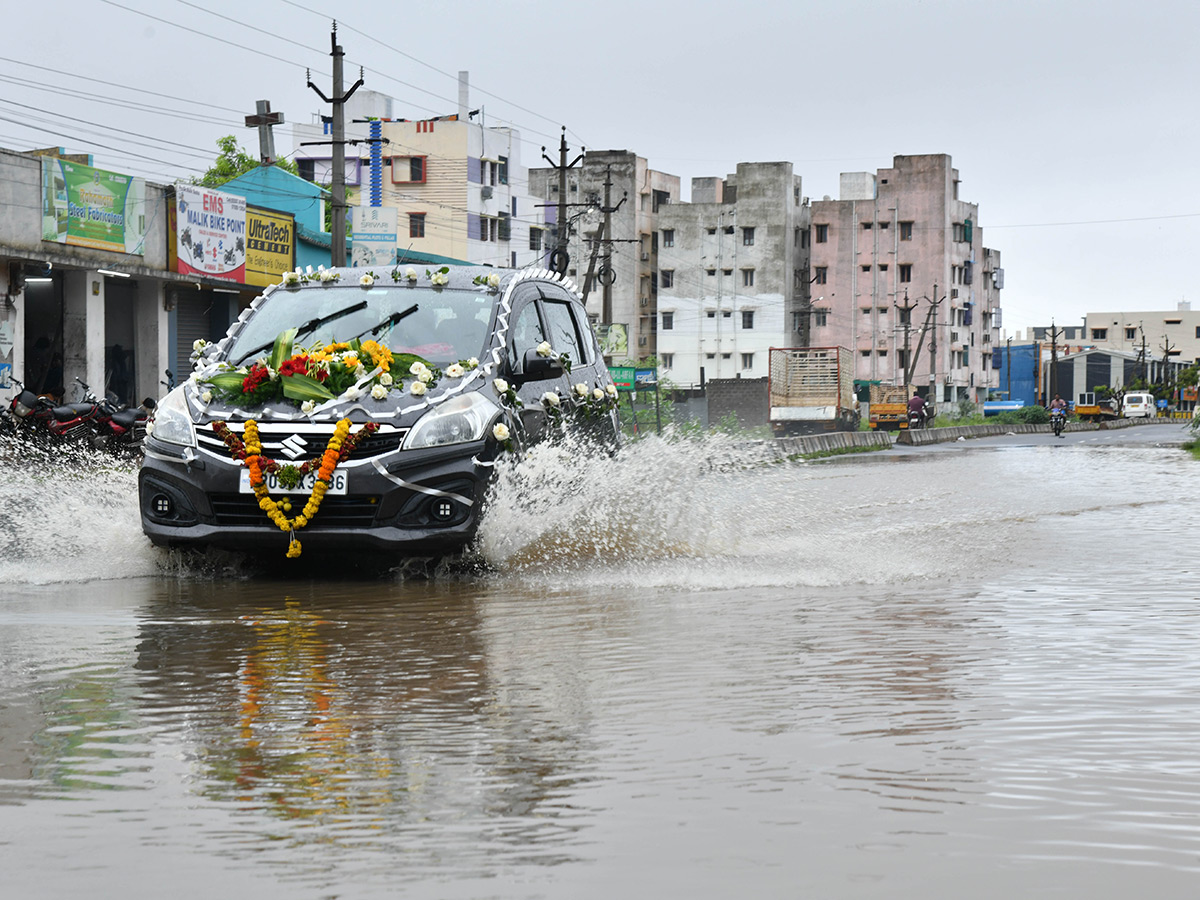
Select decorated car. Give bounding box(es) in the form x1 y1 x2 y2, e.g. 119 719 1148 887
139 264 618 559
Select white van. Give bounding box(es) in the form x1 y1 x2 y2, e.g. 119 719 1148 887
1122 392 1155 418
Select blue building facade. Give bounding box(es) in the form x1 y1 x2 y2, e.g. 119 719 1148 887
993 342 1041 407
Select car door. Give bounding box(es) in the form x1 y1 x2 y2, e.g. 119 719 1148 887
505 286 567 442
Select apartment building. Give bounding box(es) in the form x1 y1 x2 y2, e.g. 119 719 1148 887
808 154 1003 405
291 86 551 269
652 162 810 386
1083 302 1200 365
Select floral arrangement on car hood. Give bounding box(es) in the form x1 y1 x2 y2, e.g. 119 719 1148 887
194 329 477 411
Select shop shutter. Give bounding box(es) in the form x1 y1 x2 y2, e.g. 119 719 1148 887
175 295 212 379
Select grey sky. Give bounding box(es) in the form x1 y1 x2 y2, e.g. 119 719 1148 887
3 0 1197 335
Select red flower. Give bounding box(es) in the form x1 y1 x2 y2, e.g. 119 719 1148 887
242 364 270 393
279 356 309 378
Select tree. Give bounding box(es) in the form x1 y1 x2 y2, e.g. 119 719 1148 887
192 135 298 189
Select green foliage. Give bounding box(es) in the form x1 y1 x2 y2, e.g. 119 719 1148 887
993 405 1050 425
193 135 298 189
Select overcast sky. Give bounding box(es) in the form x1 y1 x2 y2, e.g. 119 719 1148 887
3 0 1197 335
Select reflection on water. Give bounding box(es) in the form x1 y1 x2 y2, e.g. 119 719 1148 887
2 435 1200 897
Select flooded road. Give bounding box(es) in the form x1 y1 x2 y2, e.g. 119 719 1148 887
2 431 1199 898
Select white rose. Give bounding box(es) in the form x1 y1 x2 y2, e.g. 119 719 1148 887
492 422 510 441
360 273 374 286
418 368 432 383
573 382 588 397
192 338 208 352
282 270 299 284
487 273 501 288
592 388 605 400
379 372 393 387
605 384 618 398
190 372 201 383
145 420 155 435
493 378 509 395
409 361 429 376
405 266 418 281
200 390 213 403
536 341 553 358
341 386 365 402
446 364 465 378
542 391 560 408
431 271 449 286
320 269 337 282
410 381 427 396
467 357 479 369
301 400 316 414
371 383 388 400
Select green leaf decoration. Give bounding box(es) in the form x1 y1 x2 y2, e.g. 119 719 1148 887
206 372 249 392
282 372 336 402
269 328 298 372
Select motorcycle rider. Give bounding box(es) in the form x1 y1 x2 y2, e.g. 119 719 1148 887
907 391 929 427
1049 394 1068 413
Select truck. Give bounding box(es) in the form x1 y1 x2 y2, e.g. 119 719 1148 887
868 383 914 430
1073 391 1120 422
768 346 859 435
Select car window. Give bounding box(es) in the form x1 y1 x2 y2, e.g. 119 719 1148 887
541 299 584 367
507 300 545 375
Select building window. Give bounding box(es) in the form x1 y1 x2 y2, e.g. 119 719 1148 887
742 269 755 287
707 227 717 235
861 350 871 357
1165 318 1182 325
814 266 827 284
742 310 754 329
723 269 733 276
662 353 674 368
662 229 675 247
862 222 873 230
529 228 543 252
742 227 755 246
722 310 732 318
861 307 871 315
662 312 674 330
900 221 913 241
707 310 716 318
879 221 889 230
899 264 912 283
392 156 426 183
814 309 827 327
741 353 754 370
878 264 888 271
498 212 511 241
878 349 888 357
1126 327 1138 340
498 156 508 185
815 224 828 243
724 225 734 234
861 265 871 273
953 222 967 242
722 353 732 360
707 269 716 276
1091 328 1107 340
661 270 674 288
408 212 425 239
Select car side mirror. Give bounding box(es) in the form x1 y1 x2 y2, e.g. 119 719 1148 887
513 348 564 384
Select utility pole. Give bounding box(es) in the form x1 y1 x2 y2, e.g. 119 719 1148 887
926 284 945 403
1161 335 1176 398
245 100 284 165
1139 330 1148 383
1047 322 1062 405
895 289 918 385
541 128 583 276
1006 336 1012 400
307 22 363 267
907 299 937 389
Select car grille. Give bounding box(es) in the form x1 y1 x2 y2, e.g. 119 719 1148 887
209 493 383 527
198 422 406 463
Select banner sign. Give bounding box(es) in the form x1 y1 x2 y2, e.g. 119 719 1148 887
175 184 246 283
245 206 295 287
596 323 628 357
351 207 398 267
608 366 636 392
41 158 146 255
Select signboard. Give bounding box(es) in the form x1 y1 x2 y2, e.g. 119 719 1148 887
596 322 628 357
635 367 657 388
41 158 146 255
351 207 398 267
608 366 636 392
175 184 247 283
245 206 295 287
0 363 10 389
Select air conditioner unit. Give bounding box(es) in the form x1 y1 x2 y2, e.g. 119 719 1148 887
481 186 493 200
640 252 650 261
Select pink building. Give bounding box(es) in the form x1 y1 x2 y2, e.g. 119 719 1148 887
807 154 1002 407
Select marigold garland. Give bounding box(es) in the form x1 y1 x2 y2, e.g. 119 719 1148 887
212 418 380 558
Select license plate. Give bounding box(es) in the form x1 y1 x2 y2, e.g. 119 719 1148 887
238 468 348 495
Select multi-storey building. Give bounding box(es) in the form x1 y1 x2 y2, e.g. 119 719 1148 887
1082 302 1200 366
529 150 679 361
652 162 810 386
291 86 551 269
808 154 1003 406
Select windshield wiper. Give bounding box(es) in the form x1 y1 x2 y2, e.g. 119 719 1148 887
345 303 419 343
234 300 369 365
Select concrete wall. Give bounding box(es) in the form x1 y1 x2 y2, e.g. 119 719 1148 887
707 376 768 428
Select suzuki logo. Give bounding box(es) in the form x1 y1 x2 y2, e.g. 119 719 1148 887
279 434 308 459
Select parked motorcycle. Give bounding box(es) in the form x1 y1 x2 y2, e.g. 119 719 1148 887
1 377 58 440
90 392 155 454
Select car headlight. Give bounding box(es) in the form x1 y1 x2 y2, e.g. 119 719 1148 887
150 386 197 448
403 391 497 450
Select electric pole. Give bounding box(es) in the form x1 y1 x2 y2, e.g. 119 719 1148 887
1047 322 1062 405
925 284 945 402
245 100 284 165
307 22 363 267
541 128 583 276
1161 335 1176 398
895 289 918 385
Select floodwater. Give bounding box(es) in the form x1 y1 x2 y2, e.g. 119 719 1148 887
2 432 1200 898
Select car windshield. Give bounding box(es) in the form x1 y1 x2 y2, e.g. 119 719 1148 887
227 286 495 365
